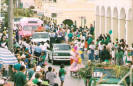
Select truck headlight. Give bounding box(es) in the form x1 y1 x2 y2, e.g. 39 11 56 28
53 53 58 56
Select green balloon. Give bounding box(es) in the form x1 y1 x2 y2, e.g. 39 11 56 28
109 30 112 35
87 37 93 44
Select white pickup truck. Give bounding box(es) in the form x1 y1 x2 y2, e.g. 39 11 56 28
48 43 71 65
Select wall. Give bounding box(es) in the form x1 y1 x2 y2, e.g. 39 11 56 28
43 0 96 27
95 0 133 45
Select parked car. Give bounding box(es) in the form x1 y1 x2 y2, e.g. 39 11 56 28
31 32 50 43
48 43 71 65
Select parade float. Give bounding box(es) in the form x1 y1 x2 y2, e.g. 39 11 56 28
78 62 133 86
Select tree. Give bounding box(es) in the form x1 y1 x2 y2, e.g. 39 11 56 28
14 8 36 17
29 6 35 9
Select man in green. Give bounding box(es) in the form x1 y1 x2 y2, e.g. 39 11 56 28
14 65 27 86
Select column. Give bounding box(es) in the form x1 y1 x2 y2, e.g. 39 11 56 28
113 17 118 42
127 20 133 45
119 19 126 40
95 15 100 39
106 17 111 34
101 16 105 34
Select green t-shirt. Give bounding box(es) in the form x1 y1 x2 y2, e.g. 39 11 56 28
41 55 46 62
77 34 80 38
32 78 39 84
68 33 73 38
59 68 66 76
115 51 124 59
14 71 27 86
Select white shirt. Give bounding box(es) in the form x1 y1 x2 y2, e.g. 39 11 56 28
87 50 91 54
95 50 99 55
111 50 115 58
36 66 41 72
98 44 104 51
89 44 95 50
40 43 50 51
46 72 56 85
80 42 84 49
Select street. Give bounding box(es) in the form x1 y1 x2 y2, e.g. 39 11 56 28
0 0 133 86
47 62 84 86
45 53 88 86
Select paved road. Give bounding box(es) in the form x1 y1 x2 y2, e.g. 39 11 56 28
48 62 85 86
45 53 88 86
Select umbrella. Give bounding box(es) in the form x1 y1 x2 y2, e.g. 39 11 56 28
0 48 18 65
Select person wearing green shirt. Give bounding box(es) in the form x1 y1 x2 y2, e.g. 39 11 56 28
14 65 27 86
32 73 41 85
68 31 73 42
59 64 66 86
39 52 46 66
28 64 35 80
115 48 124 65
14 60 21 71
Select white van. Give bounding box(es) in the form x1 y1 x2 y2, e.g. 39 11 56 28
31 32 50 43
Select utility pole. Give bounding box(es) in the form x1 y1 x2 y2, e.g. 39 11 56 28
8 0 13 52
0 0 1 17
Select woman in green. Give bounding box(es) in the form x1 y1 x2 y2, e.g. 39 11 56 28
59 64 66 86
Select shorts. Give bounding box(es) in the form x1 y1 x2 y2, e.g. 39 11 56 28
60 76 65 81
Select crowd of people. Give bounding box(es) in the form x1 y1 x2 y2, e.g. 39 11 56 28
0 20 133 86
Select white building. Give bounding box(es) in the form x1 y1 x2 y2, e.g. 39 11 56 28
43 0 95 27
95 0 133 45
20 0 35 8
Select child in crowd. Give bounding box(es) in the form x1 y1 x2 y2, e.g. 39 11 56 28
59 64 66 86
32 72 42 85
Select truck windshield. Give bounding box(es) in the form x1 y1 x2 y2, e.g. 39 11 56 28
32 33 49 39
54 45 71 50
23 25 38 31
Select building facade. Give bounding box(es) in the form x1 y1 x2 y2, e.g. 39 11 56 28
43 0 95 27
95 0 133 45
20 0 35 8
34 0 44 12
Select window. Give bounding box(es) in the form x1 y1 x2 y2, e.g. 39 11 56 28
49 0 52 3
51 13 57 18
23 25 38 31
32 33 49 39
53 0 56 3
53 45 71 50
